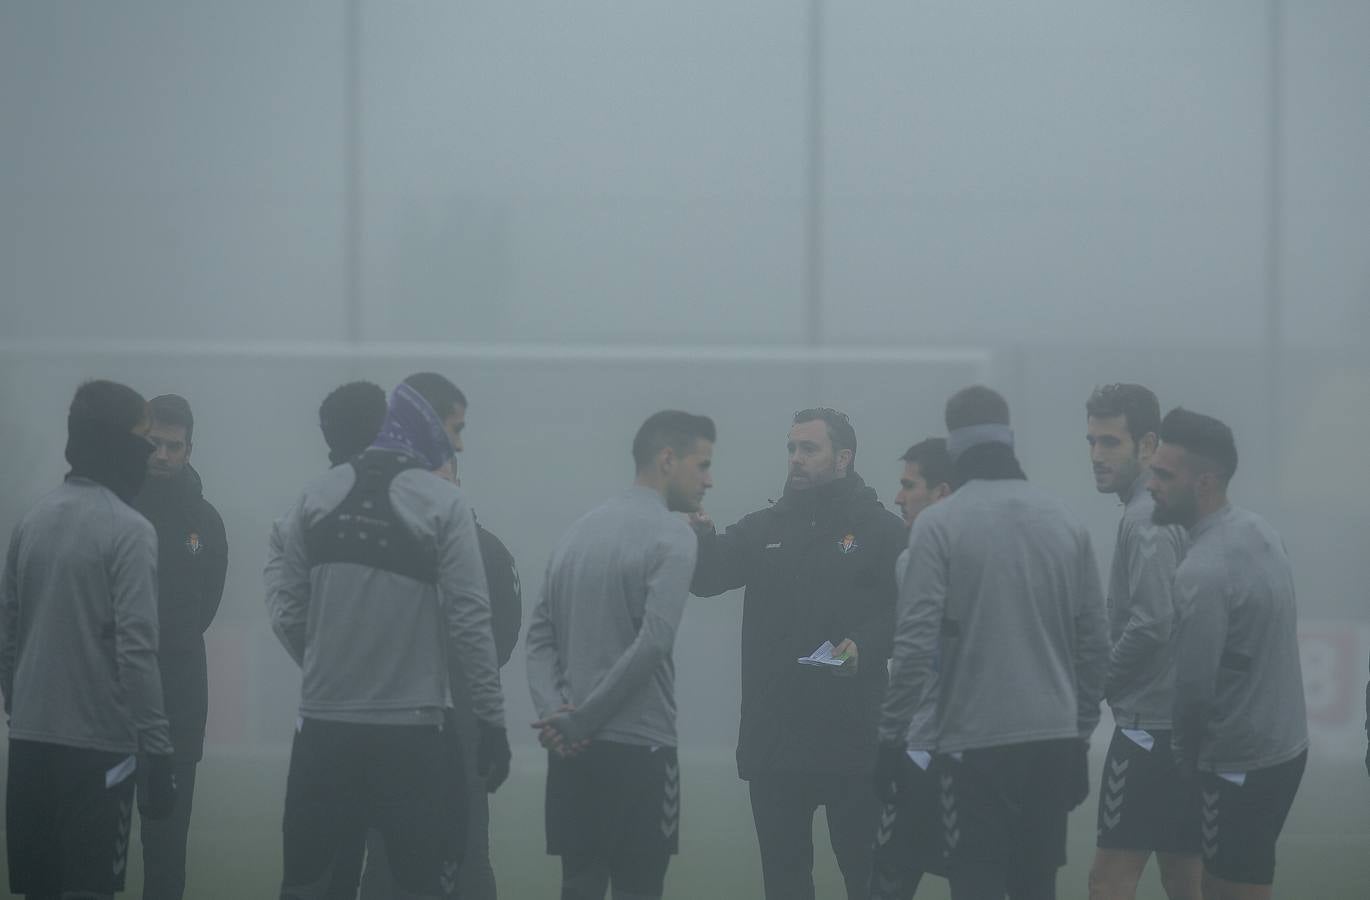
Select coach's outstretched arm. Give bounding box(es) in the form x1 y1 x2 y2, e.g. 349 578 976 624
547 533 696 746
878 516 946 746
265 504 309 666
688 511 754 597
1073 531 1109 739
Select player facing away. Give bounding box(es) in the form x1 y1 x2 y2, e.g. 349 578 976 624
689 408 906 900
339 377 521 900
1149 409 1308 900
878 385 1108 900
267 378 508 900
2 380 178 899
526 411 714 900
1083 384 1201 900
870 437 955 900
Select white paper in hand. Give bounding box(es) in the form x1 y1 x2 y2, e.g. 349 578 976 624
797 640 850 668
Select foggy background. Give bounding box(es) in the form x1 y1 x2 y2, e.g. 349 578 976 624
1 2 1367 883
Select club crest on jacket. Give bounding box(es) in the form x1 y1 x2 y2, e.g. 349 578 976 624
838 533 860 554
185 532 203 556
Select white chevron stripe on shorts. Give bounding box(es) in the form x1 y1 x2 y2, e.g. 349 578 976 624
1099 755 1128 836
940 772 959 852
661 761 680 839
1201 788 1221 860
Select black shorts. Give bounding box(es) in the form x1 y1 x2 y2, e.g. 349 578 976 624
1096 727 1201 854
1199 750 1306 886
934 739 1083 879
6 739 138 896
280 718 466 898
545 741 679 893
873 753 945 879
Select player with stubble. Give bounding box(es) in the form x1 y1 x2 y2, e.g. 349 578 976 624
690 408 906 900
1149 409 1307 900
1083 384 1200 900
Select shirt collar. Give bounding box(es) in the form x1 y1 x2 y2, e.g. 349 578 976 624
1189 502 1233 540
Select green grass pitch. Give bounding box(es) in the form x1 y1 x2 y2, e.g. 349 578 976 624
3 746 1366 898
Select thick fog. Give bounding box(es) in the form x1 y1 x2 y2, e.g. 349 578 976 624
2 0 1367 768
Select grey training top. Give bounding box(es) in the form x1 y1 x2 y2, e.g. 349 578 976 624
1105 473 1189 730
1172 504 1308 773
266 464 504 728
894 546 938 751
526 486 697 747
879 478 1108 753
1 478 173 756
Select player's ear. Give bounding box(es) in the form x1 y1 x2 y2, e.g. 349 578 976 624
1137 431 1157 458
836 448 853 475
931 482 952 502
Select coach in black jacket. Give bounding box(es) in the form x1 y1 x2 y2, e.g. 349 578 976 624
132 394 228 900
691 408 905 900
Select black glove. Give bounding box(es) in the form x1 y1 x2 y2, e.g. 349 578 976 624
139 754 178 821
1066 739 1090 811
872 742 904 804
476 722 511 794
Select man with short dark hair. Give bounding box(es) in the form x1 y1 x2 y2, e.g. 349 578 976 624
268 377 508 900
526 410 714 900
880 385 1107 900
3 380 178 899
691 408 906 900
1082 384 1199 900
319 381 389 466
130 394 228 900
870 436 954 900
1149 408 1307 900
894 439 953 531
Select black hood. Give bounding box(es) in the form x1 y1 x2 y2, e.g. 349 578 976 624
65 417 154 504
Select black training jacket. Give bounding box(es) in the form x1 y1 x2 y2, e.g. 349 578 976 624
131 464 228 762
474 520 522 668
692 473 905 779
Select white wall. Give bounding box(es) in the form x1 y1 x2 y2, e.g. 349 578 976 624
3 2 1366 347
